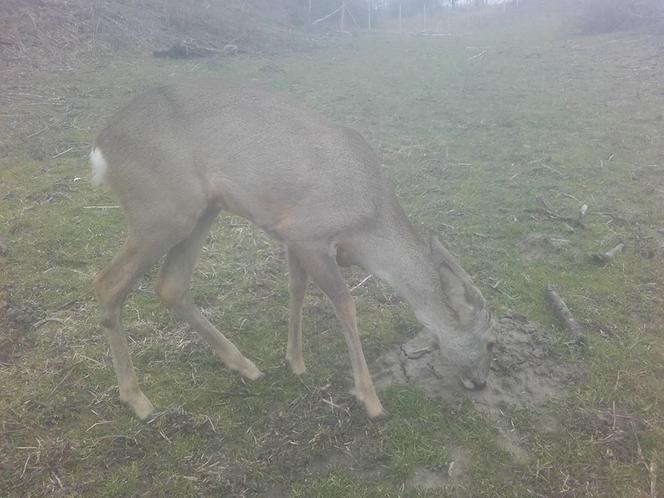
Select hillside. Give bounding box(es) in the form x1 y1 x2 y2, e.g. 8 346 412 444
0 0 307 70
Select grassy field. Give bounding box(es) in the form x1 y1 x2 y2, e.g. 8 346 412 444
1 9 663 497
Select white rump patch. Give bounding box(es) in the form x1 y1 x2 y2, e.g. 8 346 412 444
89 147 108 186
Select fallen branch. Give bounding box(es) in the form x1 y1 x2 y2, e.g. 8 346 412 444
545 286 584 344
527 196 586 229
592 242 625 266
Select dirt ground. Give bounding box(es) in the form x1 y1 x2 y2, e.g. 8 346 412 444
377 314 579 412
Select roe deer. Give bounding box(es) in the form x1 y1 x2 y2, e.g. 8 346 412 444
91 78 496 420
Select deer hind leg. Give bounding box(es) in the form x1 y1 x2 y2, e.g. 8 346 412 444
286 248 308 375
289 243 384 418
95 229 189 420
156 209 261 380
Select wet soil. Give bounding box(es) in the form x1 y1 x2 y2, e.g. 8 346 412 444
376 313 581 490
376 314 579 415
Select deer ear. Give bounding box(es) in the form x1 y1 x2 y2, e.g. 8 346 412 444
429 235 486 312
429 235 472 280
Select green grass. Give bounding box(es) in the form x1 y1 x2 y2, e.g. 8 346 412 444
2 9 663 497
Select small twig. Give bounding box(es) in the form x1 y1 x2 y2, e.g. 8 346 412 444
493 285 515 300
32 317 67 328
82 205 120 209
96 434 137 443
159 430 172 443
320 396 341 409
350 274 372 292
48 360 85 398
20 454 30 479
51 147 73 159
86 420 113 432
531 164 565 177
632 421 644 460
592 242 625 266
203 415 217 434
561 192 582 203
545 286 585 344
468 50 487 60
632 422 658 498
51 470 63 490
537 196 556 213
650 453 657 498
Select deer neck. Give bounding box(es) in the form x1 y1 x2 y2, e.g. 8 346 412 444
358 224 451 333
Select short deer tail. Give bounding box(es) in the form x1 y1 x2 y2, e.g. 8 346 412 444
89 147 108 186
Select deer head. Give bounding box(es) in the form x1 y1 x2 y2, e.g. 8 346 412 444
429 235 496 390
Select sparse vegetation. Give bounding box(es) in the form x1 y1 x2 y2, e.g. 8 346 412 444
1 3 664 497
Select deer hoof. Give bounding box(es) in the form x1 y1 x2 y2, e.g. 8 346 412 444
364 400 386 419
351 388 385 418
121 390 155 421
287 356 306 376
240 359 263 380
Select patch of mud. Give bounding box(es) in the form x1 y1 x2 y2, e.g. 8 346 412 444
376 314 578 414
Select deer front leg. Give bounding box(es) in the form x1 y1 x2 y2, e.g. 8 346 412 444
289 244 384 418
286 248 308 375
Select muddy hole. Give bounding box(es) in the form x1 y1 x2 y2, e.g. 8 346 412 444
376 314 579 415
375 313 580 481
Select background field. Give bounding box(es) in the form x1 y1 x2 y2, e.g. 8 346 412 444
1 5 663 497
